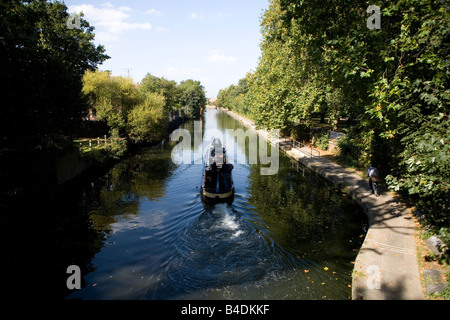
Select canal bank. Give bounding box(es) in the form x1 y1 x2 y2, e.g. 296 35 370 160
55 117 186 188
219 106 425 300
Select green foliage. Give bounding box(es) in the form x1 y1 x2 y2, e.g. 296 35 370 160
108 137 128 159
128 92 168 143
178 79 206 119
139 73 181 114
313 132 329 151
82 71 206 146
385 116 450 230
0 0 109 151
217 77 252 117
430 279 450 300
372 1 450 235
242 0 355 133
82 70 139 135
337 123 374 169
290 124 312 143
218 0 449 238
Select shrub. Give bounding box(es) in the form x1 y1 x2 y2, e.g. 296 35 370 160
313 132 329 150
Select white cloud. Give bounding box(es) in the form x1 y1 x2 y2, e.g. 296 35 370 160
190 12 203 19
207 50 237 63
68 3 151 45
146 9 162 16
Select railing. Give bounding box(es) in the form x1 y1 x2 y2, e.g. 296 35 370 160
291 140 320 158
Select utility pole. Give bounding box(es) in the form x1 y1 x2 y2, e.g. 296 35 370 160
123 68 132 78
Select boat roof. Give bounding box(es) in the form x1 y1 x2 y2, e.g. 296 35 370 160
204 138 227 167
211 138 222 148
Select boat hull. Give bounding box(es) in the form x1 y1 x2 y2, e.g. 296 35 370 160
201 186 235 203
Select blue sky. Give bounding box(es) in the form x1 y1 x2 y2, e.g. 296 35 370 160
64 0 269 98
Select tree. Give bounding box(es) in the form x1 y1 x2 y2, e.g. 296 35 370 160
128 92 168 143
0 0 109 151
216 77 251 116
139 73 181 114
82 70 139 137
179 80 206 119
246 0 449 239
371 1 450 233
216 0 449 240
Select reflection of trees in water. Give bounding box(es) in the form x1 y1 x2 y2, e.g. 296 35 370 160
84 147 175 234
215 109 243 132
212 108 364 249
208 109 366 262
2 179 109 299
84 119 193 234
213 109 257 163
213 109 342 244
53 145 176 298
247 155 365 256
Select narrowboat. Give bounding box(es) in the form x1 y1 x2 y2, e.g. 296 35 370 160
201 138 234 203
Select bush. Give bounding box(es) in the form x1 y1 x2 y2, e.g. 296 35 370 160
108 138 128 159
290 124 312 143
313 132 329 150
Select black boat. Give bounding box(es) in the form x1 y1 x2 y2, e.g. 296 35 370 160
201 138 234 203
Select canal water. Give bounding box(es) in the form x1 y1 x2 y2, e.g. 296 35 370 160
6 109 366 300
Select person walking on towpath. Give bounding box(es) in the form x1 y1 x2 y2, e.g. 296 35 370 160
367 164 380 197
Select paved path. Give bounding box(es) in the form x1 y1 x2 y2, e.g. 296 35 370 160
223 107 425 300
286 149 424 300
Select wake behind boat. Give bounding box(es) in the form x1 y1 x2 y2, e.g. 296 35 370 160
201 138 234 204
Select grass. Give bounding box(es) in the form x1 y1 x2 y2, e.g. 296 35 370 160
74 138 122 163
74 138 108 152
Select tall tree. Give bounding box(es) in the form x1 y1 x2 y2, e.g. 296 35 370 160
246 0 449 236
128 92 168 143
179 79 206 119
139 73 181 117
0 0 109 151
217 77 251 116
82 70 138 137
